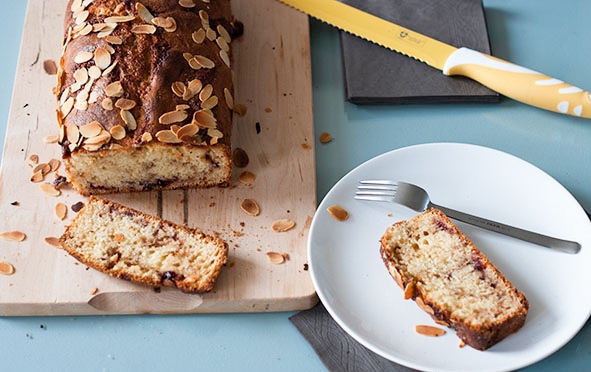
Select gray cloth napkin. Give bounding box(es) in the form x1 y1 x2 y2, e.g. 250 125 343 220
289 302 419 371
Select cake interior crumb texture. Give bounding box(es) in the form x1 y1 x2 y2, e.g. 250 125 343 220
381 209 529 350
61 196 228 293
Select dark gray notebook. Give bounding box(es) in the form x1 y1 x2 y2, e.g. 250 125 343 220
340 0 500 104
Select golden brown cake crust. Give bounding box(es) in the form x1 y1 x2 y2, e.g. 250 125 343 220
60 196 229 293
380 209 529 350
57 0 242 194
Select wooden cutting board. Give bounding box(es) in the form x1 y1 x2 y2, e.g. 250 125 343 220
0 0 317 315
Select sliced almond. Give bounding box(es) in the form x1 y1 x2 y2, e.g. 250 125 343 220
178 0 196 8
217 24 232 44
0 231 26 242
201 95 218 110
40 182 61 197
110 125 126 140
0 262 15 276
66 123 80 145
104 35 123 45
33 163 51 176
327 205 349 221
43 134 59 144
219 49 230 68
155 130 182 144
223 88 234 109
120 110 137 130
158 109 188 125
30 170 44 183
44 237 62 248
115 98 137 110
238 171 256 184
192 110 217 128
176 123 199 141
240 199 260 216
136 2 154 23
193 55 215 69
83 130 111 145
131 24 157 34
29 154 39 164
74 51 94 64
48 158 61 172
415 325 446 337
171 81 186 98
104 15 136 23
403 281 415 300
43 59 57 75
266 252 286 265
101 97 114 110
192 29 206 44
319 132 333 144
94 46 112 70
87 65 102 79
141 132 153 143
104 81 124 97
55 203 68 220
272 219 296 233
79 121 103 138
90 287 99 295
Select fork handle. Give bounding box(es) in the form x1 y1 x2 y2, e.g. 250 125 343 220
430 203 581 254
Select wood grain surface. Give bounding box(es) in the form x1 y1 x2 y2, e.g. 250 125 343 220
0 0 318 315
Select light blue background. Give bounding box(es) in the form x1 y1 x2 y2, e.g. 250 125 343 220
2 1 591 371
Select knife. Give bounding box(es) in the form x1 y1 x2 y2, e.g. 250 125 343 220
278 0 591 119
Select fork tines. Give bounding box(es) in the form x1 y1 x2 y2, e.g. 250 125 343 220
354 180 398 201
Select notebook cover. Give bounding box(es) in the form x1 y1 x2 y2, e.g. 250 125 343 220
340 0 500 104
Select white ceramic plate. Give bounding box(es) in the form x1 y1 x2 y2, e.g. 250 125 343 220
308 143 591 372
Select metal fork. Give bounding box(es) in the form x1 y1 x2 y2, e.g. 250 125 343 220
355 180 581 254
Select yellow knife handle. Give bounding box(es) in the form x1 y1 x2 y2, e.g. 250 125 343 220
443 48 591 119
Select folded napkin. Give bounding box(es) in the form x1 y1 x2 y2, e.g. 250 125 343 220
290 302 419 371
341 0 500 104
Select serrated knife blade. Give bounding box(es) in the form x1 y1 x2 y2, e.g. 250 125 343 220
278 0 591 119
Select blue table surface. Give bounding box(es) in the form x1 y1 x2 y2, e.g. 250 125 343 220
2 1 591 371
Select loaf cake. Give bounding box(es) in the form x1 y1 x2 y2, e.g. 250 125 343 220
380 209 529 350
60 196 228 293
56 0 242 195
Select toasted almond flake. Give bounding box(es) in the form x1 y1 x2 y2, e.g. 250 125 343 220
199 84 213 101
155 130 182 143
194 55 215 69
136 2 154 23
266 252 286 265
240 199 260 216
152 16 173 28
192 29 206 44
90 287 99 295
84 130 111 145
33 163 51 176
43 59 57 75
192 110 217 128
44 236 62 248
104 81 124 97
30 170 44 183
141 132 153 143
188 57 202 70
207 128 223 140
0 262 15 275
43 134 59 144
94 46 111 70
223 88 234 109
217 25 231 43
176 104 191 111
97 28 116 38
183 52 194 62
73 68 88 86
55 203 67 220
101 98 114 110
115 98 137 110
272 219 296 232
206 28 217 41
415 325 446 337
171 81 186 98
216 36 230 52
199 10 209 28
176 123 199 141
102 61 118 76
29 154 39 164
104 15 136 23
0 231 26 242
327 205 348 221
178 0 196 8
404 281 415 300
170 125 181 135
88 91 99 104
201 95 218 110
70 0 83 12
66 123 80 145
61 97 75 117
158 110 188 125
103 35 122 45
219 49 230 67
233 103 247 116
74 51 94 64
75 10 90 25
238 171 256 184
40 182 61 197
110 125 126 140
131 24 157 34
87 65 102 79
188 79 203 94
48 158 61 172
